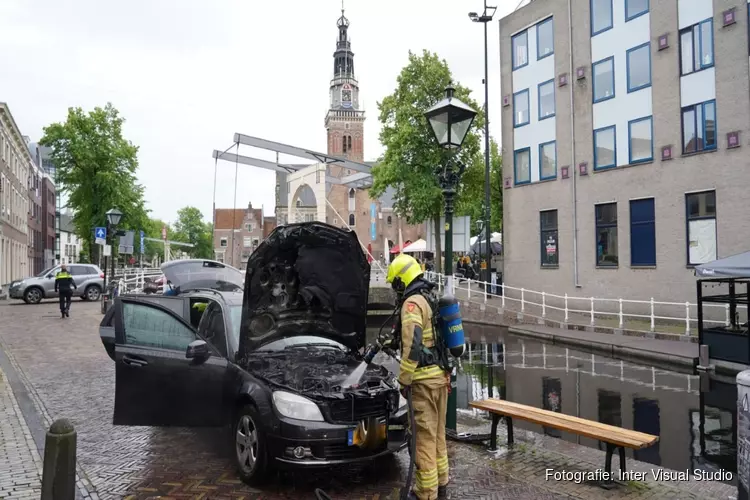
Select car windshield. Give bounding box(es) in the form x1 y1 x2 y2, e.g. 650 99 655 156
37 267 55 277
229 305 243 347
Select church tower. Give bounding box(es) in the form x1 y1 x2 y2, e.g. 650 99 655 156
325 6 365 162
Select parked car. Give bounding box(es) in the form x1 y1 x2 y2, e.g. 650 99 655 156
99 225 408 485
8 264 104 304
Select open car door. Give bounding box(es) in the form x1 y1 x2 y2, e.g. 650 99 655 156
111 296 227 427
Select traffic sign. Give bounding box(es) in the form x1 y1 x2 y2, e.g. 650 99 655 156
140 230 145 254
95 227 107 246
103 245 112 257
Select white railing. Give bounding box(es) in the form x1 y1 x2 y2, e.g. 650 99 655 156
424 272 747 336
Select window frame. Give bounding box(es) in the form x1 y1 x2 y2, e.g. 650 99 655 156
220 237 228 247
540 209 559 268
536 17 554 60
685 190 717 266
628 116 653 164
592 56 615 103
514 147 531 186
595 202 619 267
348 214 355 226
591 0 614 37
626 42 652 93
625 0 649 22
537 79 556 120
681 99 717 154
512 29 529 70
679 18 714 76
513 89 530 128
538 140 557 181
629 198 656 267
593 125 617 170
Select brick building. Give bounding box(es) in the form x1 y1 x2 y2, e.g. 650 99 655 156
26 142 44 275
213 202 275 269
500 0 750 304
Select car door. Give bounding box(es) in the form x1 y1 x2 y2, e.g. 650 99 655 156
43 266 60 297
68 265 87 290
111 297 228 427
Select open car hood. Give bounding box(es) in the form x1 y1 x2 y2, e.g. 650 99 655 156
239 222 370 356
160 259 244 293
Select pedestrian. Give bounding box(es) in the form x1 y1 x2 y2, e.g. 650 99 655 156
386 253 450 500
54 265 77 319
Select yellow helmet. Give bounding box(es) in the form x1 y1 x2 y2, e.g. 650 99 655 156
386 253 423 288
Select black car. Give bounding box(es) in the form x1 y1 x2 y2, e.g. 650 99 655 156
99 224 408 485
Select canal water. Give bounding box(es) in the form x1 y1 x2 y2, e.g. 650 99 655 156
458 323 737 483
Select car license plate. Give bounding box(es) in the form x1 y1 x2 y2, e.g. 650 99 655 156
348 428 361 446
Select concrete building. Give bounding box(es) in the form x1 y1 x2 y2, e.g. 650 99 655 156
28 143 62 265
59 212 81 265
500 0 750 305
213 202 271 269
41 175 56 270
0 103 30 285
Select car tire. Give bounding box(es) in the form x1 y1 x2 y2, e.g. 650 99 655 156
23 287 43 305
84 285 101 302
234 404 269 486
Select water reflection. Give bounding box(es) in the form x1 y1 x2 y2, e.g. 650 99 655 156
457 327 736 483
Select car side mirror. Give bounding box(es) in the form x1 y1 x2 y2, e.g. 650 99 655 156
186 340 211 360
47 274 54 279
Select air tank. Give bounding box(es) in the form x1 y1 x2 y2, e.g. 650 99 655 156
437 294 466 358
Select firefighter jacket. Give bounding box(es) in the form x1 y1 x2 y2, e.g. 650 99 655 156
54 271 77 293
398 293 447 388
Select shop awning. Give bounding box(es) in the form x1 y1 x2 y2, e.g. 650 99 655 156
695 251 750 278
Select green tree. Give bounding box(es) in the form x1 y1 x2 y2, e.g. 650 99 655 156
40 103 149 263
370 50 484 273
457 139 503 236
171 206 213 259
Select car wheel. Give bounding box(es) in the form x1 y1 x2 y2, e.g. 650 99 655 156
85 285 102 302
23 287 43 305
234 405 269 485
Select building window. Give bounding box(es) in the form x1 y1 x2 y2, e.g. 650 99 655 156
536 18 554 60
387 216 392 226
539 141 557 180
243 236 252 247
348 188 356 211
245 223 253 232
626 42 651 92
593 125 616 170
625 0 649 21
686 191 717 265
514 148 531 185
513 89 530 127
630 198 656 266
252 238 259 247
296 199 302 207
680 19 714 75
591 0 613 36
682 100 716 154
595 203 618 267
348 214 355 226
628 116 653 164
512 30 528 70
348 136 352 151
220 237 227 247
538 79 555 120
592 57 615 102
540 210 559 267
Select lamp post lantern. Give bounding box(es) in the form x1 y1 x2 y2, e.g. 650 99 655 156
102 208 123 304
425 84 477 431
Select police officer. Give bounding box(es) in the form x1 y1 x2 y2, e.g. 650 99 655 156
54 265 77 318
386 253 450 500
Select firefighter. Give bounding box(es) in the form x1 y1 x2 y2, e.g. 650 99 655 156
54 264 77 319
386 253 450 500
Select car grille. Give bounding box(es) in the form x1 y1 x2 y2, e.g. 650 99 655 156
326 395 389 424
314 442 387 461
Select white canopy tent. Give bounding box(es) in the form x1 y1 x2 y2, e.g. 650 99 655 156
402 239 427 253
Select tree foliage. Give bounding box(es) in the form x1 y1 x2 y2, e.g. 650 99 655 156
171 206 213 259
457 139 503 236
370 50 484 224
40 103 148 261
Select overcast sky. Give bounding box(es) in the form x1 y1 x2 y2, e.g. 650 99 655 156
0 0 518 225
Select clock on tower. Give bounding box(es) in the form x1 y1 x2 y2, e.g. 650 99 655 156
341 84 353 108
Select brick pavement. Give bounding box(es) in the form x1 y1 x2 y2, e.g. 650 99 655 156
0 298 738 499
0 365 42 498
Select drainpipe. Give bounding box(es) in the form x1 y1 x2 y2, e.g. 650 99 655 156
568 0 580 287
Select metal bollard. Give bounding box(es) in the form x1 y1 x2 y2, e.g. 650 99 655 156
41 418 77 500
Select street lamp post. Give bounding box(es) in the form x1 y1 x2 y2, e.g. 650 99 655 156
425 84 477 431
102 208 123 300
470 2 498 288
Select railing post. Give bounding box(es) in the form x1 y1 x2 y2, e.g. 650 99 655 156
618 298 624 329
542 291 546 318
726 303 731 327
650 297 655 332
500 284 504 308
564 293 569 323
484 278 488 303
685 301 691 336
521 288 525 312
467 279 471 300
590 297 595 326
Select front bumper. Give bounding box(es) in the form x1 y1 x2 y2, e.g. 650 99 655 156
269 410 409 467
8 283 25 299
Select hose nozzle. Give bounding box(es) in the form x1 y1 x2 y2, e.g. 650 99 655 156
362 342 382 365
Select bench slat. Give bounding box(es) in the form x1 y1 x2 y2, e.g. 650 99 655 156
477 399 657 443
470 399 658 449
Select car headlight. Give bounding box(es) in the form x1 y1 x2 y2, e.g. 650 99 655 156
272 391 325 422
399 394 408 410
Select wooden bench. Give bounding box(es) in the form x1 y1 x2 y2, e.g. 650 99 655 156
469 399 659 482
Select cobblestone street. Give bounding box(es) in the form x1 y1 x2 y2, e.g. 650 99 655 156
0 299 738 499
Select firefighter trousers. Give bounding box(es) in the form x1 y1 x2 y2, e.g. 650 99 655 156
410 381 449 500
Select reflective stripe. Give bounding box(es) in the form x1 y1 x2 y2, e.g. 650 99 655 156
436 455 449 473
422 327 434 341
415 468 439 490
400 359 417 374
403 312 422 324
412 364 445 381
